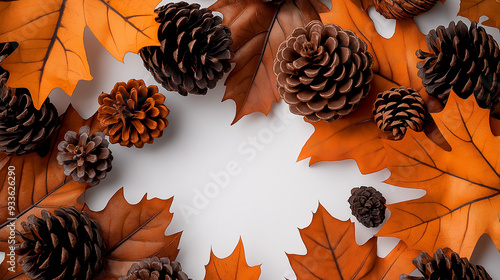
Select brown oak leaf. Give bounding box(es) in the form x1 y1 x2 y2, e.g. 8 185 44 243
459 0 500 30
0 0 160 109
209 0 329 124
377 91 500 257
288 204 419 279
298 0 430 174
204 238 261 280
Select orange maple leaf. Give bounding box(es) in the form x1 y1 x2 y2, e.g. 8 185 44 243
204 238 261 280
288 204 419 279
0 0 160 109
377 91 500 257
209 0 329 124
459 0 500 30
298 0 429 174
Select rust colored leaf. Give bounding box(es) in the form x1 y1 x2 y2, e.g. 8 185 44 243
210 0 329 124
288 204 419 279
459 0 500 30
204 238 261 280
0 0 160 109
0 106 101 279
89 190 181 280
377 91 500 257
298 0 429 174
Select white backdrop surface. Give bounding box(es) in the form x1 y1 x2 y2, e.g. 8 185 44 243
2 0 500 279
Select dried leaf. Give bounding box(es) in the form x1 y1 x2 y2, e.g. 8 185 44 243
0 0 160 109
459 0 500 30
298 0 429 174
204 238 261 280
210 0 329 124
377 91 500 257
88 190 182 280
288 204 419 279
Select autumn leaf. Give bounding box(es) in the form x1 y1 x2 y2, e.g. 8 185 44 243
0 0 160 109
204 238 261 280
288 204 419 279
87 190 182 280
298 0 430 174
377 91 500 257
459 0 500 30
209 0 329 124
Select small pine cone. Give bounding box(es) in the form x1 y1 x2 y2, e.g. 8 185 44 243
16 207 106 280
97 79 169 148
373 86 426 140
373 0 438 20
119 256 191 280
57 126 113 186
274 20 374 122
400 248 492 280
416 21 500 110
0 73 59 155
140 2 233 96
348 186 386 228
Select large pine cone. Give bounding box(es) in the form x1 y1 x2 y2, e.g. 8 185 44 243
348 186 386 228
374 0 438 19
57 126 113 186
140 2 233 96
16 207 106 280
416 21 500 110
400 248 492 280
119 257 191 280
97 79 169 148
274 20 374 122
373 86 426 140
0 73 59 155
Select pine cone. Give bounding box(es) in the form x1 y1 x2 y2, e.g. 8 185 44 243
373 86 426 140
274 20 374 122
373 0 438 19
416 21 500 110
348 186 386 228
57 126 113 186
0 73 59 155
97 79 169 148
400 248 492 280
119 257 191 280
140 2 233 96
16 207 106 280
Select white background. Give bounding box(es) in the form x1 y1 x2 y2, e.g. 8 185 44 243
3 0 500 279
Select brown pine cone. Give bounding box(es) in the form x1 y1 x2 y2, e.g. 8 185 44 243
16 207 106 280
416 21 500 110
119 257 191 280
140 2 233 96
57 126 113 186
0 73 59 155
274 20 374 122
97 79 169 148
373 86 426 140
348 186 386 228
400 248 492 280
373 0 438 19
